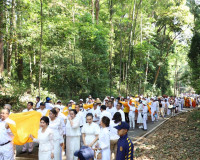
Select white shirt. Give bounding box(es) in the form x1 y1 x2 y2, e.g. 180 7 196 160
106 107 116 117
161 101 166 108
45 103 54 110
143 105 148 113
113 108 125 121
36 101 41 109
37 108 49 116
22 108 33 112
0 118 14 144
128 104 136 118
109 120 120 140
49 117 64 143
65 117 80 136
57 112 67 135
99 127 110 159
151 102 157 112
100 110 112 121
76 111 85 127
89 107 101 122
57 105 65 112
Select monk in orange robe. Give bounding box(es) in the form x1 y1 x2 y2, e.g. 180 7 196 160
192 99 196 108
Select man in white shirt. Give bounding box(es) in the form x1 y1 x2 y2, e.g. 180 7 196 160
127 102 135 129
37 102 48 116
0 108 14 160
106 101 116 117
151 99 157 122
114 103 125 122
45 97 54 110
56 100 65 112
21 102 34 154
89 103 101 124
75 105 85 128
142 101 148 131
35 96 41 110
100 105 112 121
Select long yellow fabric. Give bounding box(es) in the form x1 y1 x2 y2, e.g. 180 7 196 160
8 111 42 145
83 103 93 110
62 107 69 116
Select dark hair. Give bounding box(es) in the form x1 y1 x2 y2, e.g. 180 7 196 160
112 112 122 123
118 103 122 107
50 108 58 116
86 113 93 118
36 96 40 100
70 109 77 115
28 102 34 106
101 105 106 110
40 116 49 125
40 102 45 106
101 116 110 127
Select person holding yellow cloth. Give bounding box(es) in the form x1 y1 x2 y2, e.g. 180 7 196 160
37 102 49 116
21 102 34 154
30 116 54 160
119 98 130 123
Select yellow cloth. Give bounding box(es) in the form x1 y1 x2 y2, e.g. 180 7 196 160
62 107 69 116
119 101 129 113
83 103 93 110
8 111 42 145
45 110 50 117
72 104 76 109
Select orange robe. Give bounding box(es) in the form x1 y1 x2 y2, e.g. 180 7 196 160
192 100 196 108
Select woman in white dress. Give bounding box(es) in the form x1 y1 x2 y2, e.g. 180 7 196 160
96 116 110 160
66 109 81 160
82 113 100 148
30 116 54 160
49 108 64 160
137 101 143 128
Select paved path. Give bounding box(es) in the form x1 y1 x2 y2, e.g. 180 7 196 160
15 108 194 160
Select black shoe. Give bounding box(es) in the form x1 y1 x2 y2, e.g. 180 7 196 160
143 129 147 131
28 151 33 155
20 151 27 154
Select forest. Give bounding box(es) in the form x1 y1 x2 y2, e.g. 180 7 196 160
0 0 200 105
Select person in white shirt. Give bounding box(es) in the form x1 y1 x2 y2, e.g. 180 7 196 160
30 116 54 160
45 97 54 110
89 103 101 124
106 101 116 117
49 108 64 160
151 99 157 122
137 101 143 128
128 102 136 129
37 102 49 116
35 96 41 110
0 108 14 160
110 112 121 159
66 109 81 160
142 101 148 131
82 113 100 148
75 105 86 128
96 116 110 160
100 105 112 121
114 103 125 122
56 100 65 112
3 104 12 114
21 102 34 154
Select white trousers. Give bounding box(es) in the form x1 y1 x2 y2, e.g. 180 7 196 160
129 116 135 128
22 142 33 152
151 111 155 122
0 142 14 160
54 140 62 160
143 114 147 130
66 136 80 160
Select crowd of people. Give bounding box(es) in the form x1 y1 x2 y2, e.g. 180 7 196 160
0 94 199 160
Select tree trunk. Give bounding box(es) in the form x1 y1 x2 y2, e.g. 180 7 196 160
95 0 100 24
0 0 4 78
39 0 43 96
91 0 94 23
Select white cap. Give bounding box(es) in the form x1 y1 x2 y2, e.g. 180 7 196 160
80 99 83 101
69 100 74 103
57 100 61 103
105 98 109 101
